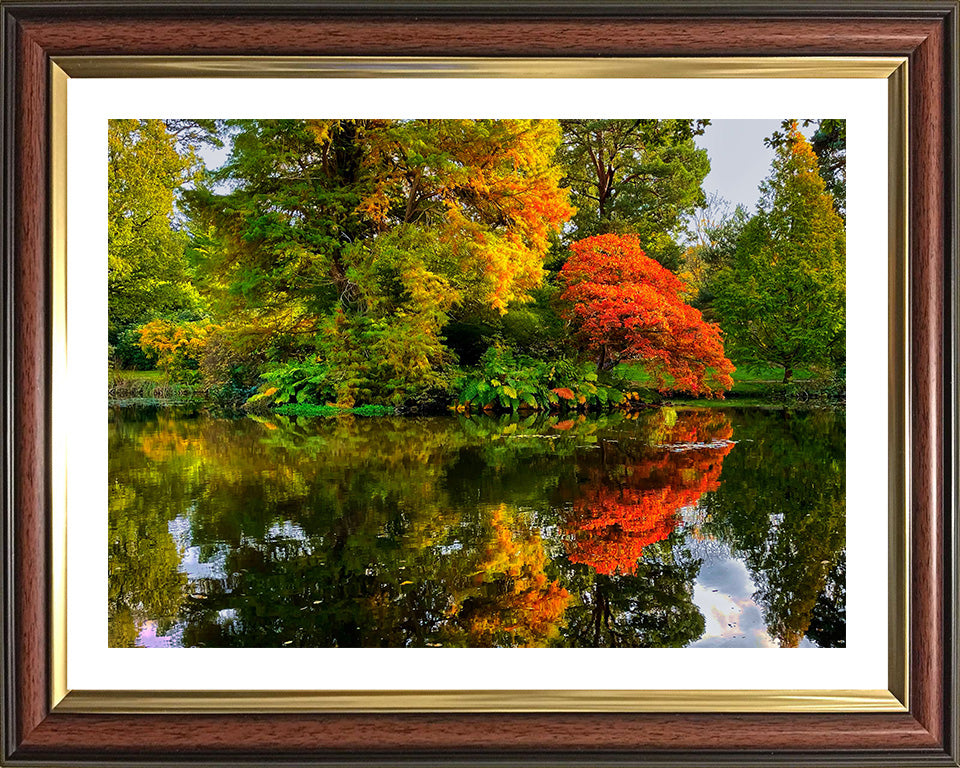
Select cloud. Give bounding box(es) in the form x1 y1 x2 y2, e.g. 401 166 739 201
697 552 755 597
687 544 778 647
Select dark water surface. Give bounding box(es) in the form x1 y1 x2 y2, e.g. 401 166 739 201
109 407 845 649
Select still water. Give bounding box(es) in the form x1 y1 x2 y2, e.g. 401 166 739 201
109 406 845 649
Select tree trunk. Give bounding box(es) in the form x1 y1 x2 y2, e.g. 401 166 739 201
782 365 793 384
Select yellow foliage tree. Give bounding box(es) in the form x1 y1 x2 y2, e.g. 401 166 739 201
138 318 219 382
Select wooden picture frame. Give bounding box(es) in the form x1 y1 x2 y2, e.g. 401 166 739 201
1 1 957 765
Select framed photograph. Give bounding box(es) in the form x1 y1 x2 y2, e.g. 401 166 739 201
2 2 957 766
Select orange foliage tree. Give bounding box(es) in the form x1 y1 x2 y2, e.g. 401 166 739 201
565 411 734 575
560 234 735 396
353 119 576 313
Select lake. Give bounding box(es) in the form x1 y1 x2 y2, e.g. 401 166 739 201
108 406 845 649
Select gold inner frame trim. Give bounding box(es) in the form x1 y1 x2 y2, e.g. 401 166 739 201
57 688 904 714
886 60 910 711
49 55 909 715
53 55 905 79
50 61 69 711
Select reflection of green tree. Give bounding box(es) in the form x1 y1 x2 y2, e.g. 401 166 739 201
108 420 191 646
699 409 845 647
554 539 705 647
177 502 570 649
111 410 584 647
806 553 845 648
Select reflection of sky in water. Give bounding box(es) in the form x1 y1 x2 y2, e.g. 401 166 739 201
150 511 819 649
137 516 241 648
686 535 816 648
135 619 183 648
267 520 309 544
169 514 227 581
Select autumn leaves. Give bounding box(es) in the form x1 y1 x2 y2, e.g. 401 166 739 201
109 118 843 409
560 234 735 396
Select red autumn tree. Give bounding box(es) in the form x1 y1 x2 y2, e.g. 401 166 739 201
565 411 734 576
560 234 735 396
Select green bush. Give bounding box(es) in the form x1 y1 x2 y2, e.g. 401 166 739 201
245 359 335 412
110 326 153 370
246 307 461 411
456 347 624 413
498 285 567 359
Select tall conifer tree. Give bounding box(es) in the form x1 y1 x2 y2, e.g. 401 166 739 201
714 122 845 383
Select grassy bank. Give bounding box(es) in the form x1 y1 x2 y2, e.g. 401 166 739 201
109 372 398 415
109 370 202 407
725 364 844 403
617 362 844 405
111 361 844 412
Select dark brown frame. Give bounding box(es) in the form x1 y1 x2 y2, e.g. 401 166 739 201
1 2 957 765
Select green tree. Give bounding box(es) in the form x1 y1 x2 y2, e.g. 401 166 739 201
713 122 845 383
108 120 204 351
558 119 710 269
678 195 749 318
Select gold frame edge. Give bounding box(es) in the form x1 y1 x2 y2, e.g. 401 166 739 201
50 61 69 711
887 59 910 710
54 688 906 714
51 55 906 79
49 54 911 716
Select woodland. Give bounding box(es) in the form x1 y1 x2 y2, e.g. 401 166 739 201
108 118 847 412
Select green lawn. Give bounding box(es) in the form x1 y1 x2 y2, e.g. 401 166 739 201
616 361 823 401
111 369 167 383
730 364 814 384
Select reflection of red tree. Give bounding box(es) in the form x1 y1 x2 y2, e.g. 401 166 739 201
566 412 734 576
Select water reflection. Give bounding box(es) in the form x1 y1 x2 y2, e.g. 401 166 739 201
696 409 846 647
108 407 845 648
563 411 733 576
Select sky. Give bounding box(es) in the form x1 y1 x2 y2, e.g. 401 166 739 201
694 118 817 214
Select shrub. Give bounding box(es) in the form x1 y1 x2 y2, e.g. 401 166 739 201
247 307 461 411
111 326 155 370
138 318 218 384
246 359 336 412
456 346 625 413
